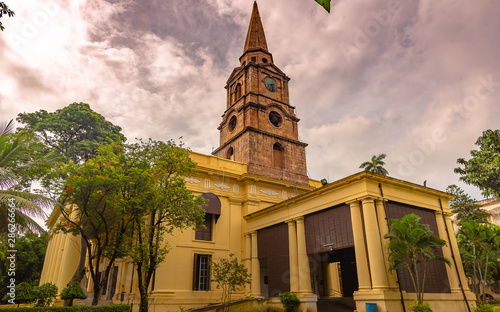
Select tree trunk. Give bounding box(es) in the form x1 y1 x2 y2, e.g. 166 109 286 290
63 236 88 306
92 284 101 306
139 284 149 312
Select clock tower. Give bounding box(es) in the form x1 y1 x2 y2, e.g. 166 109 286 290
212 1 309 185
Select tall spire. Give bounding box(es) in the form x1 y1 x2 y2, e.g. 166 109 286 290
243 1 268 54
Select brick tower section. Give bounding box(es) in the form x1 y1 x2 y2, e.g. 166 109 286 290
212 1 308 185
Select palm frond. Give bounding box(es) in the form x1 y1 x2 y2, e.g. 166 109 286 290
0 167 17 189
0 190 54 219
0 119 15 136
0 204 46 235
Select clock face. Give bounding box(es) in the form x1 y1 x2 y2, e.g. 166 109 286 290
264 77 277 92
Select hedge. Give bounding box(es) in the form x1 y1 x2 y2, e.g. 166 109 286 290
0 304 130 312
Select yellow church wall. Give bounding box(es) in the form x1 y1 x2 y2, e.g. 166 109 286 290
39 206 82 295
39 165 474 312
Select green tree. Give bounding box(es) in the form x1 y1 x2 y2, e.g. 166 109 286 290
14 233 48 284
125 139 205 312
384 213 450 306
60 282 87 306
455 129 500 198
446 185 489 224
0 2 15 31
211 254 251 307
1 282 36 306
457 221 500 306
17 104 127 304
56 143 144 305
33 282 58 307
0 232 48 304
0 120 53 235
359 153 389 176
16 103 126 199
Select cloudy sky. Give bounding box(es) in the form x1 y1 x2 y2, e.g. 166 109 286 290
1 0 499 201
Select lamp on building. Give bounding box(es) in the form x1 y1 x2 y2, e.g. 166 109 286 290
321 178 328 186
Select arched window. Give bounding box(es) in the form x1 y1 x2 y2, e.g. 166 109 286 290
235 83 242 100
227 147 234 161
195 193 221 241
273 143 283 168
228 116 237 132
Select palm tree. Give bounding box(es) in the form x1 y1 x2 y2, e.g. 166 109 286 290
457 221 500 305
385 213 451 306
359 153 389 176
0 120 53 234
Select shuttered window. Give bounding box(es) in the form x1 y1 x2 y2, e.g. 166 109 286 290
193 254 211 291
273 143 283 168
195 214 212 241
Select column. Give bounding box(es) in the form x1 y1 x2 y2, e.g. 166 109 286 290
295 217 313 294
245 233 252 295
326 262 341 297
348 200 371 290
52 233 65 288
375 200 399 289
46 233 61 284
39 233 55 284
60 234 81 289
444 214 469 291
251 231 261 296
287 220 299 292
361 197 389 289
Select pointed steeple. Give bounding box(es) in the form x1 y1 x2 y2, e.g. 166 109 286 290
243 1 268 54
213 0 308 185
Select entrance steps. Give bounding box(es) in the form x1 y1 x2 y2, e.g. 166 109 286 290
76 293 114 306
317 297 356 312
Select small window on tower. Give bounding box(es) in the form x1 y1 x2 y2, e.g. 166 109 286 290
251 56 256 62
262 58 268 63
269 111 283 127
227 147 234 161
228 116 237 132
273 143 284 168
235 83 242 100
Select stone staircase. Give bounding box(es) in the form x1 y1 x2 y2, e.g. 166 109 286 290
76 293 114 306
317 297 356 312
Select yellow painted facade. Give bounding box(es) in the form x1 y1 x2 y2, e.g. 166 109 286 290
40 166 476 311
39 3 476 312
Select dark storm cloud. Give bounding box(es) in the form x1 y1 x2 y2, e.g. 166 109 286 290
84 0 243 67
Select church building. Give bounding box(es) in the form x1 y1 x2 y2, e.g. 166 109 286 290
40 3 475 312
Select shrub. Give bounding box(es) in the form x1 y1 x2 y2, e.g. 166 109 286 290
34 283 58 307
1 282 37 305
409 301 432 312
474 304 495 312
211 254 251 305
60 282 87 306
279 292 300 312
